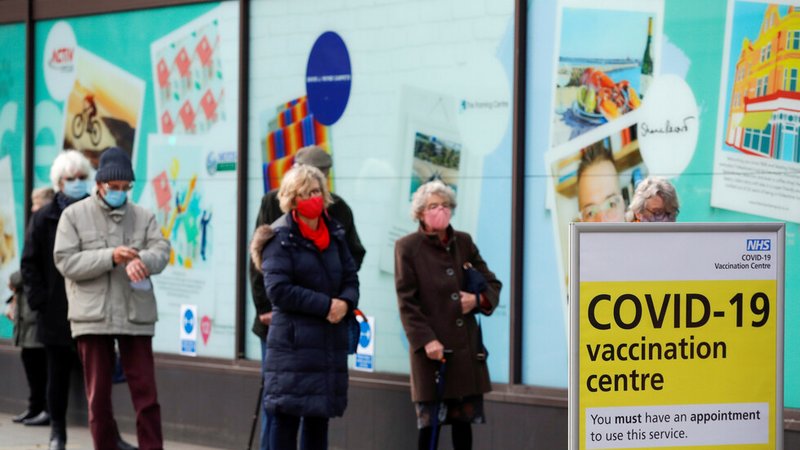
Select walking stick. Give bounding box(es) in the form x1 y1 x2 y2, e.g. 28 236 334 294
247 377 264 450
429 349 453 450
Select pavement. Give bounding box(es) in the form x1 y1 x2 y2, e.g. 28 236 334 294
0 412 220 450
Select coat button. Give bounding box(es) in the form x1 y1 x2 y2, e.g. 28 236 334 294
446 268 454 276
456 318 464 327
450 292 459 301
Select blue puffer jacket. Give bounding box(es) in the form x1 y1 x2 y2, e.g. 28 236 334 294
260 213 359 418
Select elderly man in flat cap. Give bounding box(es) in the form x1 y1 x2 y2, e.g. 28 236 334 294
54 147 170 450
248 145 365 450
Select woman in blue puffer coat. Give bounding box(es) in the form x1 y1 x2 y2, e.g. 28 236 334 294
256 164 359 450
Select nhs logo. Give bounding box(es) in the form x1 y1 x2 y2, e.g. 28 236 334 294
746 239 771 251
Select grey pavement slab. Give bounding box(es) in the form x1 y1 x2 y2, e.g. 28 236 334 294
0 413 222 450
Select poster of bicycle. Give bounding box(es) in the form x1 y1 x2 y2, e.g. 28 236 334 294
61 47 145 166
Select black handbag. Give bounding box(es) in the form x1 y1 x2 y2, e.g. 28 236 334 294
462 262 489 361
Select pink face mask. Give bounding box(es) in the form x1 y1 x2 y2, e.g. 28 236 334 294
423 206 451 231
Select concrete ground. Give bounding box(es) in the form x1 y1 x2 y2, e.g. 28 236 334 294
0 412 221 450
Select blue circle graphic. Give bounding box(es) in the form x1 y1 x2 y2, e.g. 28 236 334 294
183 309 195 334
306 31 351 126
358 320 371 348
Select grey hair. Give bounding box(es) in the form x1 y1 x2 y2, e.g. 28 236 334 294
626 176 680 221
410 180 457 220
31 187 55 204
277 164 333 213
49 150 93 192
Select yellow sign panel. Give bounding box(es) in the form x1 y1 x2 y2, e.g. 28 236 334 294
579 280 776 450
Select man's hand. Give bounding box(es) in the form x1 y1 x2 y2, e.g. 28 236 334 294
459 291 478 315
326 298 348 324
113 246 139 265
125 258 150 283
259 312 273 326
424 339 444 361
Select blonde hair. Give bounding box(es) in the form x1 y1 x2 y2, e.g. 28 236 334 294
410 180 457 220
50 150 92 192
277 165 333 213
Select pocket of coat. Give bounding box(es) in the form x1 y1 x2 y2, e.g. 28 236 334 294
127 289 158 324
67 280 107 322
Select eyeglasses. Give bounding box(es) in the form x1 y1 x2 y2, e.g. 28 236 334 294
580 193 623 221
103 182 133 192
64 174 88 182
641 208 678 222
425 202 452 211
299 187 322 199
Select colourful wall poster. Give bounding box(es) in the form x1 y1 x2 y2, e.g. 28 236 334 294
150 7 230 135
550 0 664 151
570 224 783 450
0 157 21 306
246 0 515 381
32 2 238 356
0 22 26 339
712 1 800 223
523 0 800 410
545 118 647 323
61 48 145 165
140 132 237 358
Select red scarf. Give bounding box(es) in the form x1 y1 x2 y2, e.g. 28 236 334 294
293 210 330 251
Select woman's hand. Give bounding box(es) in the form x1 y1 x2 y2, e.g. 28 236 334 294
424 339 444 361
259 312 273 326
459 291 478 314
327 298 348 324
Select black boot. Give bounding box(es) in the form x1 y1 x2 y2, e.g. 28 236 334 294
23 410 51 426
49 422 66 450
117 436 138 450
12 409 37 423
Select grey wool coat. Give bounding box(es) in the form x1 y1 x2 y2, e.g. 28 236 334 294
53 193 170 337
394 226 501 403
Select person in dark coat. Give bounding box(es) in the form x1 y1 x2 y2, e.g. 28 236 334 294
21 150 135 450
394 180 501 450
6 270 48 426
21 150 92 449
249 145 365 450
8 188 53 426
257 164 359 450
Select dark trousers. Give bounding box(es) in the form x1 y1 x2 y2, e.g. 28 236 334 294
20 347 48 414
260 337 273 450
270 413 329 450
45 344 78 438
418 422 473 450
76 335 163 450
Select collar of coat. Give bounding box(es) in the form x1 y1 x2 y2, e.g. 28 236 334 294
92 192 128 223
418 223 457 248
249 212 346 273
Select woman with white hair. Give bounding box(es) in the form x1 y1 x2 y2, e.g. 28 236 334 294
625 176 680 222
252 164 359 450
20 150 91 448
394 180 502 450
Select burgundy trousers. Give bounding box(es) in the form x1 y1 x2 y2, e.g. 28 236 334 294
76 335 163 450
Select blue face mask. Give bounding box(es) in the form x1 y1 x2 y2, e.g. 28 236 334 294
62 179 88 199
103 189 127 208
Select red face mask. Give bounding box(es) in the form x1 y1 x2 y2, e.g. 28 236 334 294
296 195 324 219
